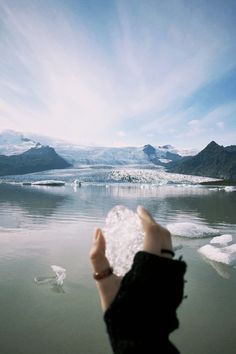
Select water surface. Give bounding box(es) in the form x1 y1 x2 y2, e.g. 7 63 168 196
0 182 236 354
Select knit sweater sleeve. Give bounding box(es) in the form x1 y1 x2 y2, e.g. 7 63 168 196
104 251 187 354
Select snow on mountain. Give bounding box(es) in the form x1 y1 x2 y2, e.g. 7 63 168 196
0 130 197 166
0 130 41 155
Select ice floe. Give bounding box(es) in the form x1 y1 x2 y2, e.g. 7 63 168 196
224 186 235 192
34 265 66 287
166 222 219 238
198 244 236 266
210 234 232 245
32 180 65 186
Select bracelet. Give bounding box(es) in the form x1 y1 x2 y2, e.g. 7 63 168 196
93 267 113 281
161 249 175 257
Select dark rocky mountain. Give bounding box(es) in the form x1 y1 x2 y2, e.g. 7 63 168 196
143 144 161 165
167 141 236 180
0 146 71 176
143 144 181 165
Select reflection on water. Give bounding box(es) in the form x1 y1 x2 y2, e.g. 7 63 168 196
0 183 236 354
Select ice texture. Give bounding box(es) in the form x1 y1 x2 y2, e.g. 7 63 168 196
34 265 66 286
103 206 144 276
198 244 236 266
210 234 232 245
51 265 66 286
166 222 219 238
224 186 235 192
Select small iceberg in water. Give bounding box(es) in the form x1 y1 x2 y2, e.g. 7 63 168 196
34 265 66 289
224 186 235 192
32 180 65 186
198 234 236 278
166 222 219 238
210 234 232 246
198 244 236 266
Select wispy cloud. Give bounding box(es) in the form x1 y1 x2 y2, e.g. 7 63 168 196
0 0 235 147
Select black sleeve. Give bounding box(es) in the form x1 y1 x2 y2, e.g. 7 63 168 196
104 251 187 354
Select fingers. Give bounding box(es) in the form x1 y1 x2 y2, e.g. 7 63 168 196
90 228 110 273
137 206 173 258
89 228 121 312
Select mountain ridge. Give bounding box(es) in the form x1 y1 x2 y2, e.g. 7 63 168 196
0 146 71 176
167 141 236 180
0 130 188 167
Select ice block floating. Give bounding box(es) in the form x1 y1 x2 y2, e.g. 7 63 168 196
34 265 66 286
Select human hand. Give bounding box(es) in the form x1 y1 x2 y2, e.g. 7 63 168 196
89 206 174 312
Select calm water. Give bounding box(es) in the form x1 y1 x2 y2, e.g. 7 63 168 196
0 182 236 354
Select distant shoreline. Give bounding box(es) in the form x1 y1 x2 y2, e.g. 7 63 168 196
200 180 236 186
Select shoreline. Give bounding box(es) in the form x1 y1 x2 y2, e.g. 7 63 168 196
200 180 236 186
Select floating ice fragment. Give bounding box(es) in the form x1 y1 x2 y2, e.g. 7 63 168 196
210 234 232 246
203 258 232 279
34 276 56 285
34 265 66 287
103 206 144 276
224 186 235 192
166 222 219 238
32 180 65 186
198 244 236 266
51 265 66 286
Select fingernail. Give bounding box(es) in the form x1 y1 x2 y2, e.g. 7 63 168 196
94 229 100 241
137 205 143 215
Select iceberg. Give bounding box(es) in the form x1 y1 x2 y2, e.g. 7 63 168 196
166 222 219 238
210 234 232 246
224 186 235 192
34 265 66 287
51 265 66 286
32 180 65 186
198 244 236 266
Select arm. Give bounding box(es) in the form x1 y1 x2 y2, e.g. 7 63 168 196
90 207 187 354
104 252 186 354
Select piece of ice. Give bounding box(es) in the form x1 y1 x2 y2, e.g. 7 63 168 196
32 180 65 186
103 206 144 276
167 222 219 238
51 265 66 286
210 234 232 245
34 276 56 285
224 186 235 192
34 265 66 287
198 244 236 266
202 258 232 279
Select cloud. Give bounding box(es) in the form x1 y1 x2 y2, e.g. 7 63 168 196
217 121 224 128
0 0 235 147
187 120 204 135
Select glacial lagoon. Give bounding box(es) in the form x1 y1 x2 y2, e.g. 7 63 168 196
0 167 236 354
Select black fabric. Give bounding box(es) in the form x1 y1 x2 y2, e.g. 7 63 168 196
104 251 187 354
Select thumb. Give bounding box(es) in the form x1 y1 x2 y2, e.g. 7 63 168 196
137 205 162 255
89 228 122 312
137 206 173 258
90 228 111 274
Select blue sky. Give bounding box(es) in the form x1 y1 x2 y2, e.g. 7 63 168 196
0 0 236 148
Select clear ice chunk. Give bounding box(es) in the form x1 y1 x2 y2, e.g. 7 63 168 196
34 265 66 287
103 205 144 276
51 265 66 286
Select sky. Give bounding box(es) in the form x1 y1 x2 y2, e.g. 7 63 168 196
0 0 236 148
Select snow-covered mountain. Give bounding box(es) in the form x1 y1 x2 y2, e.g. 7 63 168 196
0 130 41 155
0 130 197 166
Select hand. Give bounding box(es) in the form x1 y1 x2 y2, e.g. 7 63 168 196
89 206 173 312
